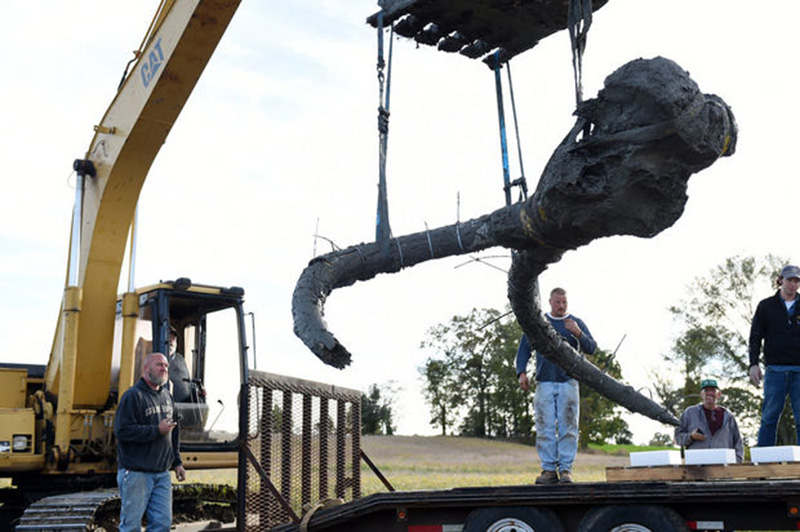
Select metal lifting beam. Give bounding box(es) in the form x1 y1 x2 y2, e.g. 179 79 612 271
367 0 610 66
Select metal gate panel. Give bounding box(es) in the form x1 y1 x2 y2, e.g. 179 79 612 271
240 371 361 530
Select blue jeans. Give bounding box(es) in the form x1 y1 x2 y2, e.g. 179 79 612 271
534 379 579 472
757 367 800 446
117 469 172 532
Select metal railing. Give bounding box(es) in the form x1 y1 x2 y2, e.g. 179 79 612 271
239 371 362 530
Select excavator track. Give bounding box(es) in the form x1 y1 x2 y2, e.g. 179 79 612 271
14 484 236 531
15 490 119 531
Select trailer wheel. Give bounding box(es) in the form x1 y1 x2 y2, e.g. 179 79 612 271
577 504 688 532
463 506 564 532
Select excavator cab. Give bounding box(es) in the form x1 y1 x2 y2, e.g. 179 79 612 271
115 278 248 451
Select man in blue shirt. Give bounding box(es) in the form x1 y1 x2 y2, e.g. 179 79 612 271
516 287 596 484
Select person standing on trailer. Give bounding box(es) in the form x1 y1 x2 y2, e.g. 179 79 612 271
516 287 596 484
114 352 187 532
749 264 800 446
674 379 744 462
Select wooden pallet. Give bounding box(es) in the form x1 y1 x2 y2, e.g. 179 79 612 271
606 462 800 482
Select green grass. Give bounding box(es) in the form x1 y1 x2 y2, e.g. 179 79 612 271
177 437 647 494
588 442 677 454
180 469 237 486
168 436 638 496
358 435 631 494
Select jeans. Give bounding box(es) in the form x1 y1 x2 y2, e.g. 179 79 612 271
757 367 800 446
117 468 172 532
534 379 579 472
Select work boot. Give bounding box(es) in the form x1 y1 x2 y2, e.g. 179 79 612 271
559 470 573 484
535 470 559 485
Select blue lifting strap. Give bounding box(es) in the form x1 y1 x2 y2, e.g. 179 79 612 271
493 52 528 206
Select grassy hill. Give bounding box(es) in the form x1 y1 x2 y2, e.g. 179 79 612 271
360 435 631 493
185 435 644 493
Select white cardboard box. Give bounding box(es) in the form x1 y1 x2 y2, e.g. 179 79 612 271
684 448 736 465
629 450 682 467
750 446 800 464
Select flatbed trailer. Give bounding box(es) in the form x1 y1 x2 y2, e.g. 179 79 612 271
239 374 800 532
271 479 800 531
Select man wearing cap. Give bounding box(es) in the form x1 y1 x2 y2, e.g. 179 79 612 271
167 326 191 403
674 379 744 462
749 264 800 446
516 287 596 484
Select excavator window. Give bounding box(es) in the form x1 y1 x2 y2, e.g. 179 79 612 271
164 293 242 446
115 285 245 448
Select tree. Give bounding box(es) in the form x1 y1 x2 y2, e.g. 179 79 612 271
361 383 396 435
649 432 673 447
658 326 731 414
487 313 536 440
420 307 631 446
660 255 788 443
420 308 533 441
419 358 459 436
578 348 632 448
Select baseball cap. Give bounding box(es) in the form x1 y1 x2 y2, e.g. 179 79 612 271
781 265 800 279
700 378 718 390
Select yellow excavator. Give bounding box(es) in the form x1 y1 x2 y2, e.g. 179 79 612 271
0 0 245 528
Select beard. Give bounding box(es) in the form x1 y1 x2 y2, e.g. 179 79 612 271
148 369 169 387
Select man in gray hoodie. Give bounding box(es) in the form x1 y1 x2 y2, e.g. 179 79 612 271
674 379 744 463
114 352 187 532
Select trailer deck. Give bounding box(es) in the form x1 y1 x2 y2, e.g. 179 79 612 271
272 478 800 531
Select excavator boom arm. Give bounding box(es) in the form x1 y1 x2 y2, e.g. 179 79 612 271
46 0 241 407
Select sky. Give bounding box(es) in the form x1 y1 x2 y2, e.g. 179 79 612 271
1 1 798 445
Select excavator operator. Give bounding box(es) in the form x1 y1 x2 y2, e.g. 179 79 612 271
168 326 208 430
167 326 192 403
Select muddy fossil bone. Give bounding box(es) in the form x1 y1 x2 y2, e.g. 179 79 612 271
292 57 737 426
